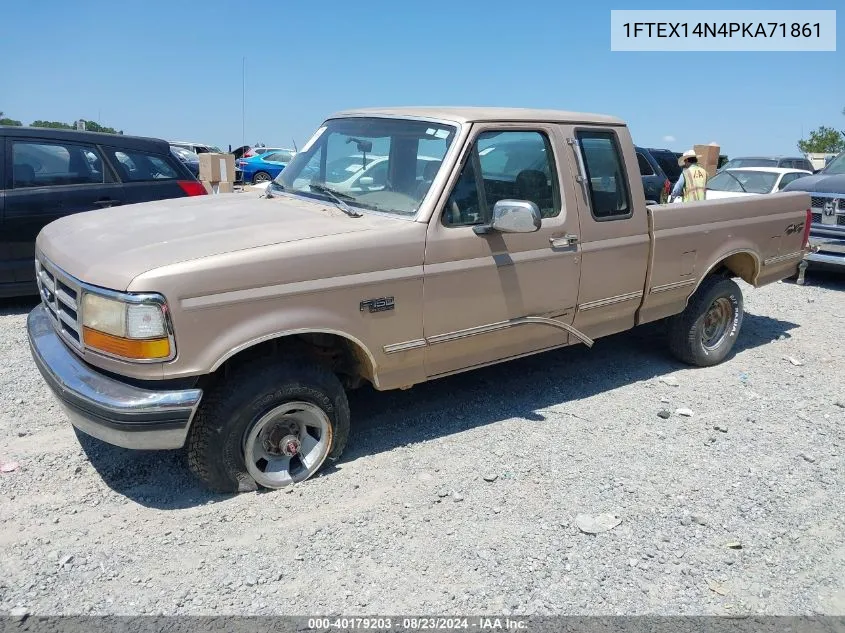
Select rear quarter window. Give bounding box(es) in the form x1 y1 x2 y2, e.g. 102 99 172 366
636 152 655 176
106 149 181 181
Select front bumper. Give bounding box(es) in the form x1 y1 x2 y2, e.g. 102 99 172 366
806 232 845 269
27 304 203 450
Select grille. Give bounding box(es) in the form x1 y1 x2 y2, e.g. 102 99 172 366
810 196 845 209
810 194 845 226
35 257 83 349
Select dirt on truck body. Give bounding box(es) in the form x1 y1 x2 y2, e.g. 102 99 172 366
27 106 812 493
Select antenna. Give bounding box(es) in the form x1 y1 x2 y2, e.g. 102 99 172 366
292 137 298 152
242 57 246 152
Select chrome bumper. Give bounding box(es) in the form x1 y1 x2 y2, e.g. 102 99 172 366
807 234 845 268
27 304 203 450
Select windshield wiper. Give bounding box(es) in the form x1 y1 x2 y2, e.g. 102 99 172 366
721 171 748 192
309 184 363 217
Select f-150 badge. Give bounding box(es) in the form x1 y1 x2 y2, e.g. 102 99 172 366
360 297 395 313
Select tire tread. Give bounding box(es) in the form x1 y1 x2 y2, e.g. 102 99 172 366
187 358 349 493
667 275 743 367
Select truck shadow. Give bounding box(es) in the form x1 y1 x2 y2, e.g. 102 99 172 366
340 311 798 462
74 311 798 510
784 270 845 292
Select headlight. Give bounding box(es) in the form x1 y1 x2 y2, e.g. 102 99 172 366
81 292 172 361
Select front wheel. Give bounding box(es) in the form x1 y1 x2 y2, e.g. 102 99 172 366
667 275 744 367
252 171 271 184
187 358 350 493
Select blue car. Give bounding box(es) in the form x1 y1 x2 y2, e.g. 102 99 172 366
236 149 295 184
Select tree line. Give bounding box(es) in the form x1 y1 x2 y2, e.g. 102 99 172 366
797 107 845 154
0 111 122 135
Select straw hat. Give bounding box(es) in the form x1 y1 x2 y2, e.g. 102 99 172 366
677 149 698 166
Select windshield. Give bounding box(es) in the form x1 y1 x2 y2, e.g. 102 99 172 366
707 169 778 194
822 152 845 175
172 147 196 161
271 117 458 216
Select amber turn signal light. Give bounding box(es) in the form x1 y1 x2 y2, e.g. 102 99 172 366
83 327 171 360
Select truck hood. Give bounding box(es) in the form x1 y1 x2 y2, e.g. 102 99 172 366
37 193 378 290
783 173 845 194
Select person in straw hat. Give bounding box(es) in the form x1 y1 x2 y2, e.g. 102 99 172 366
670 149 708 202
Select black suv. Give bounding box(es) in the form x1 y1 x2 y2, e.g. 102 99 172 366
634 146 673 203
1 126 206 298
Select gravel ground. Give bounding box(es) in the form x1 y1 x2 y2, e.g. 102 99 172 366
1 274 844 618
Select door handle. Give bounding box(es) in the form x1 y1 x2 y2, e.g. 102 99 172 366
550 234 579 247
93 199 121 207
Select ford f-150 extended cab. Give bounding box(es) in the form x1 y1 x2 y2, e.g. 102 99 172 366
26 107 812 493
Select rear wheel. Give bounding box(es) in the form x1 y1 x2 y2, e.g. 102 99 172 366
252 171 271 184
187 358 350 493
667 275 744 367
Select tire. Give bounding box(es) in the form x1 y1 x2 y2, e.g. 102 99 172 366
252 171 271 184
187 358 350 493
667 275 744 367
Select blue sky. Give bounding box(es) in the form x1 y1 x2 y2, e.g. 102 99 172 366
1 0 842 157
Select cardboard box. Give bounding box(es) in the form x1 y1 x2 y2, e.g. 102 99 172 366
201 180 235 195
694 143 721 177
198 153 236 183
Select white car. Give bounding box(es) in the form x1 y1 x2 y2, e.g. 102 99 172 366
702 166 812 200
292 154 442 194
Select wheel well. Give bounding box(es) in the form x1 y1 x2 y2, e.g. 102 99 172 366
215 333 376 390
710 251 759 286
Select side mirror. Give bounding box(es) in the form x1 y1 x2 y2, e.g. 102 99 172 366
474 199 541 234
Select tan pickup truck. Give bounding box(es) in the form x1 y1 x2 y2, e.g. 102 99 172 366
27 107 812 493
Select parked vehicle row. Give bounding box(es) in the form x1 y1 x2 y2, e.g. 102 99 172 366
170 145 200 177
719 155 815 173
701 167 812 199
0 126 207 298
236 148 296 184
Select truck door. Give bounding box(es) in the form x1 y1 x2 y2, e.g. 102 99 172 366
422 123 582 378
562 125 650 339
4 136 123 287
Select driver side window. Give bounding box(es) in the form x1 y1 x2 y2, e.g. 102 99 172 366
442 130 561 227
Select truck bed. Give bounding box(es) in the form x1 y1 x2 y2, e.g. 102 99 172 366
637 191 811 325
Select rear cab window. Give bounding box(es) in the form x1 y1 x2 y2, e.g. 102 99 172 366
105 149 180 182
576 130 632 221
